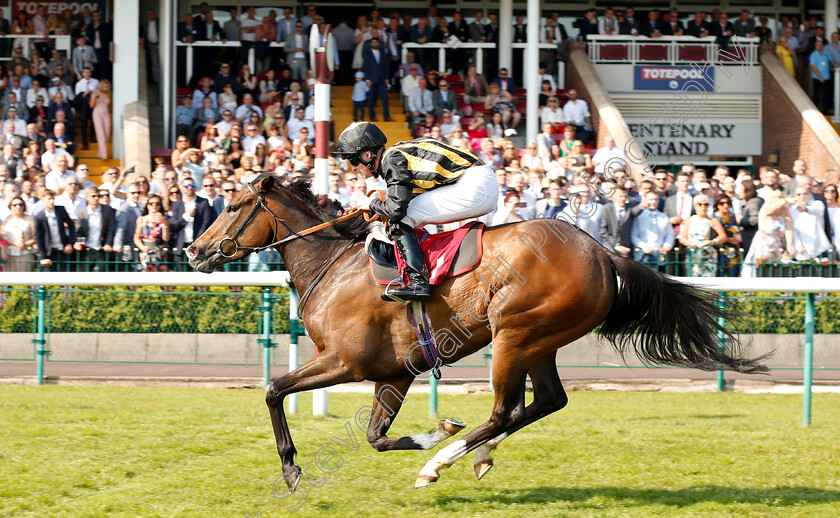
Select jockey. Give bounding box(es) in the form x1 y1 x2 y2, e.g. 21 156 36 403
333 121 499 301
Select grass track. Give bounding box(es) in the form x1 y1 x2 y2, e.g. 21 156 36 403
1 386 839 517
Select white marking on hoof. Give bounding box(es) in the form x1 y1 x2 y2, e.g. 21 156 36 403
416 439 468 486
473 432 508 481
409 419 467 449
414 473 439 488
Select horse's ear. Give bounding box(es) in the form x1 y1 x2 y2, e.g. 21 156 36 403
256 174 275 193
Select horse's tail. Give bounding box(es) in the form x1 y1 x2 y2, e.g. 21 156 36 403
598 254 769 374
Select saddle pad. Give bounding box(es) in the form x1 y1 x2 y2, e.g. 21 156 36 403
369 222 485 285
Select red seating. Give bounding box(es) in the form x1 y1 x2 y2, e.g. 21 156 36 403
638 45 668 61
601 45 629 61
457 102 473 116
445 74 463 86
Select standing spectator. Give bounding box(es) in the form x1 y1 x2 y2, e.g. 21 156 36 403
86 11 112 79
176 96 197 145
783 159 810 196
113 184 143 269
714 195 743 276
755 15 773 44
536 179 567 219
777 35 796 76
598 7 619 35
824 183 840 257
738 179 765 255
686 11 710 37
710 11 735 51
55 177 86 220
254 17 276 75
34 190 75 271
363 38 392 121
140 10 160 84
640 9 663 38
333 18 355 84
410 17 432 71
558 187 602 242
743 191 794 276
89 79 111 159
592 135 627 178
169 177 213 264
234 93 262 123
239 7 260 69
352 72 369 121
72 36 98 83
790 184 831 260
809 40 835 114
562 89 593 145
679 194 726 277
74 187 116 271
733 10 755 38
662 10 685 36
31 5 49 60
134 193 171 271
631 191 674 268
492 188 526 225
578 8 600 40
285 22 309 82
600 184 639 256
1 195 36 271
539 97 564 130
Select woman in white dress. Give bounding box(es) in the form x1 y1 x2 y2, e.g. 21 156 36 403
352 16 373 70
1 196 36 272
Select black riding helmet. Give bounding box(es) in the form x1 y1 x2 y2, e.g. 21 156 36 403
333 122 387 175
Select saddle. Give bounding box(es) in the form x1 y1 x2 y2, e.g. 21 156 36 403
366 221 485 285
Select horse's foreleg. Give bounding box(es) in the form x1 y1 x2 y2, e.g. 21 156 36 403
474 352 568 480
366 378 466 452
415 345 527 488
266 349 357 491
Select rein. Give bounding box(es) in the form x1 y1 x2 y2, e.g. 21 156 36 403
218 183 366 258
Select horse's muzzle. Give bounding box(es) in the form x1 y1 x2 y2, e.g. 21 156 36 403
186 245 215 273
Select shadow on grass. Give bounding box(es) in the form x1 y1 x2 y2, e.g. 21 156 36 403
435 485 840 507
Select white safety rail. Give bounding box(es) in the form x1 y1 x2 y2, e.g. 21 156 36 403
0 34 72 61
586 35 760 65
0 271 290 287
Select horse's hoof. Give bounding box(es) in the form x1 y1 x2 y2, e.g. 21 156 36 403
285 465 302 492
474 458 494 480
440 418 466 435
415 473 439 488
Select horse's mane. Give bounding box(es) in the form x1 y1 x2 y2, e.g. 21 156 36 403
263 173 371 239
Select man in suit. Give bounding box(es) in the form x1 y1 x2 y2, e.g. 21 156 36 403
493 68 516 96
662 10 685 36
177 14 201 85
619 7 641 35
640 9 663 37
113 184 144 271
737 179 764 254
733 10 755 38
462 65 490 103
48 122 76 155
139 10 160 84
710 11 735 51
631 191 674 268
431 78 458 117
485 13 501 79
34 190 76 271
600 184 642 256
86 10 112 79
169 177 214 271
0 122 24 151
285 21 309 82
664 172 693 275
74 187 116 271
686 11 711 37
469 11 486 42
196 11 225 79
447 11 469 75
363 37 392 121
72 35 98 82
540 18 569 75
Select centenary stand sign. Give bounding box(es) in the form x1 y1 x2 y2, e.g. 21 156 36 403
626 122 761 156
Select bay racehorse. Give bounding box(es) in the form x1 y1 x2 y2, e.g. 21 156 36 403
187 174 767 489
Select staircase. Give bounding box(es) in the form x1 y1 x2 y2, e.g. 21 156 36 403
330 85 412 143
77 143 120 184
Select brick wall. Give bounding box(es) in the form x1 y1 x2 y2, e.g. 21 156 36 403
762 63 838 176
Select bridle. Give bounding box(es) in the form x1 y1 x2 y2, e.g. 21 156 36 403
217 182 371 258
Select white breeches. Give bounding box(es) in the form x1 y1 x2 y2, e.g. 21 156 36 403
401 165 499 228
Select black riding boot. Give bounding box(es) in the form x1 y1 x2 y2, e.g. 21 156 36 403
382 224 431 302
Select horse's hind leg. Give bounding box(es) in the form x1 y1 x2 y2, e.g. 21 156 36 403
474 351 568 480
266 349 357 491
415 343 528 488
366 379 466 452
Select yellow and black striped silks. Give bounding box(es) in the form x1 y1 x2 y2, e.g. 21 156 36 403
382 137 484 193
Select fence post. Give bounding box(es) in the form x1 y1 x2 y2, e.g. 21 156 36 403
717 293 725 392
802 292 815 427
260 287 275 389
429 372 438 417
288 288 299 414
34 286 48 385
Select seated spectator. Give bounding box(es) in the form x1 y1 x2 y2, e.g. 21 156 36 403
235 93 263 123
538 80 558 110
492 188 526 225
28 95 49 131
520 142 545 173
42 140 71 175
448 126 467 148
3 106 27 136
432 78 458 117
0 122 24 151
540 97 564 131
1 144 23 179
399 63 422 110
414 113 436 138
259 69 280 104
48 73 74 102
287 106 314 141
407 77 434 124
243 124 266 153
193 76 218 109
485 83 520 130
48 92 73 127
467 113 489 150
218 83 238 113
462 65 489 104
25 79 48 108
493 68 516 97
49 122 76 155
557 125 577 156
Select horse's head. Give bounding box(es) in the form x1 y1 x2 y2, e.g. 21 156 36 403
187 174 283 273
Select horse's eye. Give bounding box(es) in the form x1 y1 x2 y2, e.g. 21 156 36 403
228 204 238 213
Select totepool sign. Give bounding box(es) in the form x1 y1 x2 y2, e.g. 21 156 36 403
633 65 715 91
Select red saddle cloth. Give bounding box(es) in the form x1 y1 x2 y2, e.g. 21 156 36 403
369 222 485 286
